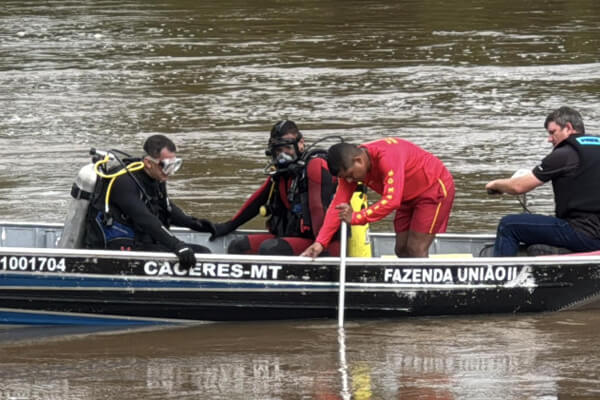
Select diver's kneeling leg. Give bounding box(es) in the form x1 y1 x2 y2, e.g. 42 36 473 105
227 236 251 254
258 238 294 256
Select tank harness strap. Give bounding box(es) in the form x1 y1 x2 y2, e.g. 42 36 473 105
70 183 93 201
93 155 145 214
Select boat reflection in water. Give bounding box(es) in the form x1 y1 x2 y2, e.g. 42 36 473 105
2 311 595 399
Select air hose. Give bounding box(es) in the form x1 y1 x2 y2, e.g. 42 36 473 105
93 155 145 214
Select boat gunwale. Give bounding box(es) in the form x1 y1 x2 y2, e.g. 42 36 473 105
0 220 496 238
1 245 600 267
2 221 600 266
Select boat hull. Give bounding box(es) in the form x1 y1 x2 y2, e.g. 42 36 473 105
2 246 600 324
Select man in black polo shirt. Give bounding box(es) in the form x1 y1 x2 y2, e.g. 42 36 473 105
486 106 600 256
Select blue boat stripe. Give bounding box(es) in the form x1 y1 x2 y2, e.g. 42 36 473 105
0 307 202 326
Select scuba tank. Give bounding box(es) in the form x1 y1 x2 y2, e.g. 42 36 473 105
58 162 97 248
348 183 372 257
58 148 144 249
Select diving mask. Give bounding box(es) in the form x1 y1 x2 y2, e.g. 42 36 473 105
274 151 297 168
147 156 183 176
266 137 300 168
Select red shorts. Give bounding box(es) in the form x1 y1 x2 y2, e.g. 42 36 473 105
393 174 455 234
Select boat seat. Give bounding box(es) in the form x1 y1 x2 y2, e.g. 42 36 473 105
429 253 473 259
554 249 600 257
379 253 474 259
527 244 571 256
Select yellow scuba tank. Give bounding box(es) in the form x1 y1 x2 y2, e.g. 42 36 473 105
348 183 372 257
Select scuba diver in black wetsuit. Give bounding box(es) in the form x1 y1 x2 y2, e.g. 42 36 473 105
208 120 340 256
84 134 215 268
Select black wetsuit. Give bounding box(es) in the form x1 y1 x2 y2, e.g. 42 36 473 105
85 169 210 253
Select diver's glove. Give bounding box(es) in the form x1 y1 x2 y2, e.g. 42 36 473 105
174 242 196 268
190 218 216 236
209 221 235 241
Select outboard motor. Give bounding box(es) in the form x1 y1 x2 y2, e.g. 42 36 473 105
58 162 97 248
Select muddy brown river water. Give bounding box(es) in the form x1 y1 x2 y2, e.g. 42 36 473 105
1 0 600 398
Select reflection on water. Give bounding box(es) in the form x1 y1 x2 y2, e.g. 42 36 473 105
0 324 135 343
338 328 352 400
1 313 600 399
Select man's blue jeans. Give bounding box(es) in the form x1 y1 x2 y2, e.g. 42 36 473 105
493 213 600 257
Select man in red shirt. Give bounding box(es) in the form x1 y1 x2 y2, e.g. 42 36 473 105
300 138 455 258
